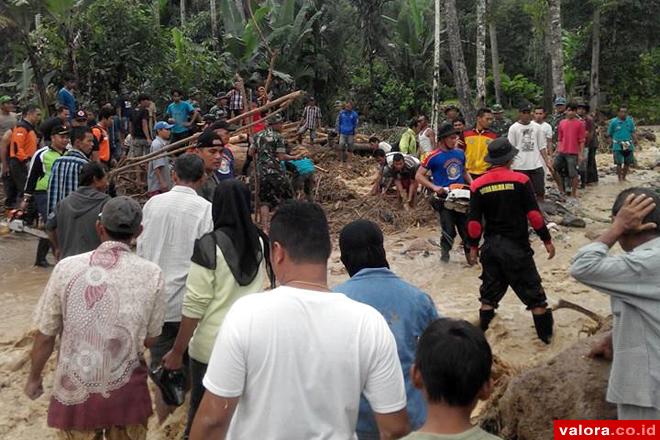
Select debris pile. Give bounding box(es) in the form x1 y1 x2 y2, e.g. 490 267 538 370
480 320 616 440
306 146 436 234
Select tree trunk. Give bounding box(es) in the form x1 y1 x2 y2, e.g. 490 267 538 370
548 0 566 98
152 0 160 26
431 0 442 131
180 0 186 26
21 33 48 113
489 21 502 105
444 0 475 126
543 17 553 112
475 0 487 107
210 0 218 50
589 5 601 111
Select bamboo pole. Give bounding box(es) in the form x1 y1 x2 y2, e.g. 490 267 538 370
227 90 304 123
108 104 292 179
108 95 304 179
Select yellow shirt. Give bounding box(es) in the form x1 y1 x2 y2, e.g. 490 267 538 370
464 129 497 175
182 243 265 364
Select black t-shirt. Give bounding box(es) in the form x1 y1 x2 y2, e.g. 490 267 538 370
39 116 62 142
131 108 150 139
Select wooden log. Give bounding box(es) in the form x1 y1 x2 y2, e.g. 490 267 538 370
229 133 248 144
226 90 304 124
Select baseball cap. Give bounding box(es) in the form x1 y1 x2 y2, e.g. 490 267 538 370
443 104 459 114
554 96 567 106
74 110 87 120
518 103 532 112
0 96 12 104
209 119 239 131
196 130 224 149
154 121 174 131
492 104 504 113
52 124 70 136
100 196 142 235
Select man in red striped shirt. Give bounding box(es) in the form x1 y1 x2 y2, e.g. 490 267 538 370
467 138 556 343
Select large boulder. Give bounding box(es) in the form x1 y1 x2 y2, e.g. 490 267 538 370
480 324 616 440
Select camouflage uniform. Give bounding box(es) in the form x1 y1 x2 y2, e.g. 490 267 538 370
253 128 293 208
549 111 566 145
490 117 512 138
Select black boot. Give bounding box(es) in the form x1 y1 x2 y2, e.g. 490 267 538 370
34 238 51 267
479 309 495 331
441 249 450 263
533 309 554 344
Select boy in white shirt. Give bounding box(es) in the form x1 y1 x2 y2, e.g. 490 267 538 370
509 104 554 201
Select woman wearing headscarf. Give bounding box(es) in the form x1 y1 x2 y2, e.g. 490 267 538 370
161 179 274 437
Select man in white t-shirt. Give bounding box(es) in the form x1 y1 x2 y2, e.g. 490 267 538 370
532 105 553 153
190 201 410 440
509 104 553 201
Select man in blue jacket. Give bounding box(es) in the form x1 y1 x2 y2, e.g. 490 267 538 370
336 101 359 162
334 220 439 440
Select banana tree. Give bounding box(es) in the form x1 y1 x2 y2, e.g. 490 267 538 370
0 0 49 109
45 0 82 83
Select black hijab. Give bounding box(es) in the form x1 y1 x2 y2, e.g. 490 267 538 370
339 220 390 277
192 180 273 286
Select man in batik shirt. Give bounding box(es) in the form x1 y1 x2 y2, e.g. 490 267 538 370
25 196 165 440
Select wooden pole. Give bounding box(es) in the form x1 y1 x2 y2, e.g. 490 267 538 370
108 105 292 179
112 91 302 172
227 90 304 123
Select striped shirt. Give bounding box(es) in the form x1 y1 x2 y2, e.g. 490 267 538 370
302 105 322 129
228 89 243 111
47 149 90 214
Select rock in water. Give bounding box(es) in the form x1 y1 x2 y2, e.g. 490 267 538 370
560 214 587 228
480 325 616 440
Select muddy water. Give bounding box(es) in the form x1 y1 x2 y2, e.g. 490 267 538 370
0 143 658 439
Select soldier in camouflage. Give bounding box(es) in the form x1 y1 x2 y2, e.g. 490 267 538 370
490 104 512 137
250 113 300 230
549 97 567 145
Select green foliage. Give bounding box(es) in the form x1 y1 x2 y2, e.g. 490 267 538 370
499 73 543 106
0 0 658 123
348 60 416 125
607 48 660 123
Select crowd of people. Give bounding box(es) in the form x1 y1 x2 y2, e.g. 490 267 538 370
0 74 656 439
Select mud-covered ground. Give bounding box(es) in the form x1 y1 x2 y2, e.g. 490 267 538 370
0 134 658 439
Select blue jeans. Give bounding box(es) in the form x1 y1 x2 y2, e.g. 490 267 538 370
34 191 48 225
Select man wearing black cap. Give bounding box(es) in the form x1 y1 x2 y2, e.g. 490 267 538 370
509 104 554 201
207 119 240 183
39 106 70 145
189 130 226 202
416 123 473 262
467 138 555 343
21 124 69 266
26 196 165 440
